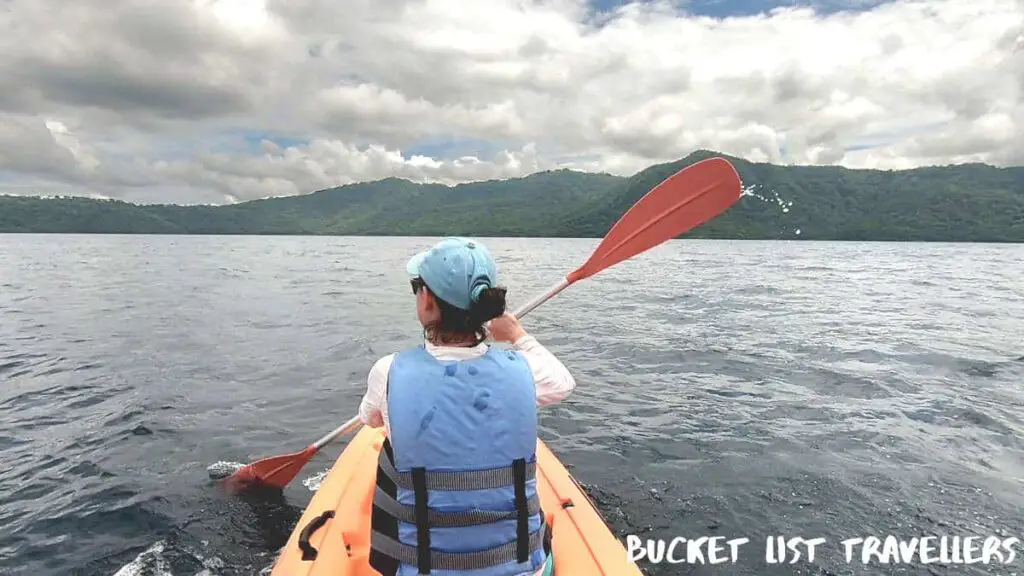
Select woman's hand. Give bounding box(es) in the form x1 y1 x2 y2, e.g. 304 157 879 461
486 312 527 343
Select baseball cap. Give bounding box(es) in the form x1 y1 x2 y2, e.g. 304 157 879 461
405 237 497 311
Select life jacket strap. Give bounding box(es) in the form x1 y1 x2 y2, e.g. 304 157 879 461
370 521 548 572
378 450 537 491
412 467 430 574
372 487 542 527
513 457 529 563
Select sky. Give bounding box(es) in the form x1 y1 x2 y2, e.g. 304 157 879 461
0 0 1021 205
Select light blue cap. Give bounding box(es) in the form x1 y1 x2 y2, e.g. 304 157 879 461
405 237 497 311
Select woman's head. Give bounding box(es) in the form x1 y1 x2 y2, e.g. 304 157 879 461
405 237 507 346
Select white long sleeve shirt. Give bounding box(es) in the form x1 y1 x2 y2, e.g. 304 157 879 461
358 334 577 435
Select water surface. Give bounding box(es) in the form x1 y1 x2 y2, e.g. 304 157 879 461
1 235 1022 575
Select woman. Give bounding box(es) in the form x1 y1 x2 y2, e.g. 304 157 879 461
358 237 576 576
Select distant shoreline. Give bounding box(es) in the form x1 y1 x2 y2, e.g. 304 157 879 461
2 232 1021 244
3 150 1022 243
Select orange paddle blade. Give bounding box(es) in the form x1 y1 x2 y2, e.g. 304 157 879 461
221 416 361 493
222 445 317 492
567 157 741 283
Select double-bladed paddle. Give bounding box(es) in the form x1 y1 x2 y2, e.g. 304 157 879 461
222 156 742 492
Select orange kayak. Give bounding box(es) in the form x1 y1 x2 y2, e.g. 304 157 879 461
269 425 643 575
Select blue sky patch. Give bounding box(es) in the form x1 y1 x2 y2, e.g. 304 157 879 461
845 141 887 152
241 131 309 153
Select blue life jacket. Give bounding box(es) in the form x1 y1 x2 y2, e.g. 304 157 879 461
369 345 549 575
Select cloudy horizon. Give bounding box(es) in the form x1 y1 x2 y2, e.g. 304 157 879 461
1 0 1021 205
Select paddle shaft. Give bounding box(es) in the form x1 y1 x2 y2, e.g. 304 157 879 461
313 275 575 450
511 277 571 319
313 414 362 449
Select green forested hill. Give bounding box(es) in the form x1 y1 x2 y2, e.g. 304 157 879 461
558 150 1024 241
2 150 1022 241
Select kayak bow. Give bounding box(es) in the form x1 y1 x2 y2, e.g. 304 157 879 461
269 426 643 575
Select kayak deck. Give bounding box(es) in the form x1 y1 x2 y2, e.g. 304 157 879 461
270 425 642 575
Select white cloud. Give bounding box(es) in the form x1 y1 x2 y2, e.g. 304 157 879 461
0 0 1020 204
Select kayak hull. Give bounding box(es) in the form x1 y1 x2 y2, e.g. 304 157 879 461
269 425 643 575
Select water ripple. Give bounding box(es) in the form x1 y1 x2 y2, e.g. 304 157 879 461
0 235 1022 575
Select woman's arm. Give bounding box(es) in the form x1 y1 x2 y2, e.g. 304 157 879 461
513 334 577 407
358 353 394 427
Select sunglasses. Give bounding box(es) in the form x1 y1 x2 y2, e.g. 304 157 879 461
410 277 426 295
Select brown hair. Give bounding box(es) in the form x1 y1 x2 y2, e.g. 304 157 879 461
417 281 508 346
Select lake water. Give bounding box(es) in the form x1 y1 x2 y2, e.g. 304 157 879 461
1 235 1022 576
